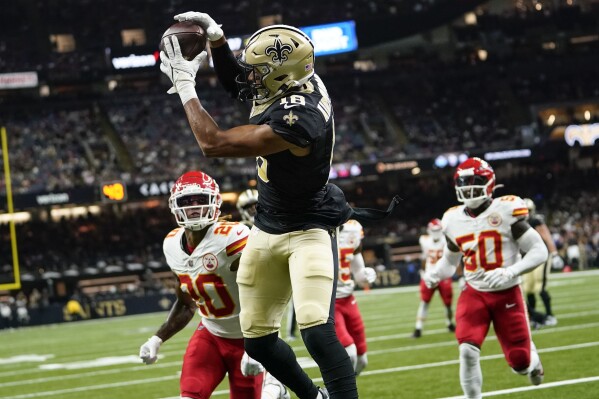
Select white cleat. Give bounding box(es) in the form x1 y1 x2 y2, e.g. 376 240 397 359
263 372 290 399
528 360 544 386
544 315 558 326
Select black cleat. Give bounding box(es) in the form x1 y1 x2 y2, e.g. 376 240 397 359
412 329 422 338
448 323 456 332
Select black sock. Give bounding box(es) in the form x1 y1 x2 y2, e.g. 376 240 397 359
245 333 318 399
302 321 358 398
540 290 553 316
527 293 536 310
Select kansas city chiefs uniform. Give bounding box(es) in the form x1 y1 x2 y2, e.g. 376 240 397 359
419 234 446 271
336 220 364 299
163 222 249 339
442 195 529 292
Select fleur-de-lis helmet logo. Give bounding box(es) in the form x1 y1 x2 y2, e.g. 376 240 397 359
265 37 293 65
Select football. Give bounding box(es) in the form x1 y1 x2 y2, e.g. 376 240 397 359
159 21 207 61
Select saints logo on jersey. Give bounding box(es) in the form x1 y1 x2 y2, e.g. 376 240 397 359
284 110 298 126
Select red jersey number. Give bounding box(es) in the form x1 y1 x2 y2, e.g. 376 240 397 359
455 230 503 272
178 274 236 318
338 247 354 282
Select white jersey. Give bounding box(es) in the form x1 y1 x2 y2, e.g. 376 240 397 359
442 195 529 292
419 234 446 271
163 222 249 339
336 220 364 299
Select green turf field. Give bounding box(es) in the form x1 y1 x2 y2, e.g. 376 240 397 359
1 270 599 399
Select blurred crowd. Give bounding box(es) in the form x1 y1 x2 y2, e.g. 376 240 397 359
2 50 599 195
0 161 596 312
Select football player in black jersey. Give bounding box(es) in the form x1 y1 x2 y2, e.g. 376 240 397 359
522 198 564 327
160 12 362 399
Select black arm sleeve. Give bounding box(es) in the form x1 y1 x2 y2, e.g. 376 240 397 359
211 43 243 99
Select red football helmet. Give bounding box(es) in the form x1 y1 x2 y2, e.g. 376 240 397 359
169 171 222 231
454 157 496 208
427 218 443 240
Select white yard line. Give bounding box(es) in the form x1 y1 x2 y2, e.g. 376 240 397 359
437 375 599 398
3 341 597 398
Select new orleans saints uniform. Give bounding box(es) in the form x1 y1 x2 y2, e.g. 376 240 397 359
211 24 358 398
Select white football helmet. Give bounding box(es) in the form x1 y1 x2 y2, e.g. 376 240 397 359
236 189 258 224
169 171 222 231
426 218 443 241
236 24 315 103
454 157 496 209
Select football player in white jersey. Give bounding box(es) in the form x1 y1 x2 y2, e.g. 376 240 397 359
423 158 548 399
139 171 289 399
335 219 377 375
412 218 456 338
237 188 259 227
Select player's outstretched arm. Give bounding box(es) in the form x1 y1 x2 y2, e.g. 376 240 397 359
139 282 196 364
350 246 376 286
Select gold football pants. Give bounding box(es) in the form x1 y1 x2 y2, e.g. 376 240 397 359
522 253 553 295
237 227 336 338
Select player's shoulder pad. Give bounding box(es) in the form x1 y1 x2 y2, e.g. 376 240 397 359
219 222 249 257
163 227 183 257
496 195 529 220
266 96 324 147
164 227 182 241
419 235 428 246
442 206 461 225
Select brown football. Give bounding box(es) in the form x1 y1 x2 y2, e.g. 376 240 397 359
159 21 207 61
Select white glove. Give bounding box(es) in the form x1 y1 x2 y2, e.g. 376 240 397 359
422 269 441 289
483 267 516 288
174 12 224 41
363 267 377 284
551 254 565 270
139 335 162 365
160 36 206 104
240 352 264 377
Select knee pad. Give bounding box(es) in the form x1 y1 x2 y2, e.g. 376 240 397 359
508 348 530 373
459 343 480 365
295 301 330 329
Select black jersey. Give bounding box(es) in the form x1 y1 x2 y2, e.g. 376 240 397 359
210 44 399 233
249 75 352 233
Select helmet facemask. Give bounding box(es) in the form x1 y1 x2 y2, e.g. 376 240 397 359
455 174 494 209
169 176 222 231
236 189 259 223
236 59 272 102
